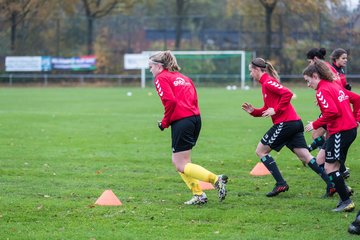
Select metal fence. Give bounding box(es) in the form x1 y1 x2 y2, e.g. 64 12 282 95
0 74 140 86
0 73 248 87
1 73 359 88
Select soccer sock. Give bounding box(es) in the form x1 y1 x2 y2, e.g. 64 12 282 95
307 158 332 185
329 171 349 202
261 155 286 184
184 163 218 185
178 172 203 195
308 136 325 151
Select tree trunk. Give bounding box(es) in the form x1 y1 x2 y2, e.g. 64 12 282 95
11 12 17 52
277 13 290 74
175 0 185 50
265 7 274 59
56 18 60 56
87 16 94 55
259 0 277 59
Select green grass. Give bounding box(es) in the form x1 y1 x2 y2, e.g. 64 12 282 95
0 87 360 239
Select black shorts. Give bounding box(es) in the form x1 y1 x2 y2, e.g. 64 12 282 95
325 127 357 164
261 120 308 152
171 115 201 153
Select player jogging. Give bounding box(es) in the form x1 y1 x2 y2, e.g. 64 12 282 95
303 59 357 212
242 57 333 197
307 48 359 181
149 50 228 205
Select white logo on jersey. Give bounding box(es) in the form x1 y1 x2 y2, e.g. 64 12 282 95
173 77 190 86
316 91 328 108
338 90 349 102
267 80 283 89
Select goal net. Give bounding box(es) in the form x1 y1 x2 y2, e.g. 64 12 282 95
125 50 253 89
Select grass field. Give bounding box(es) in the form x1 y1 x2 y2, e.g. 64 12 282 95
1 87 360 239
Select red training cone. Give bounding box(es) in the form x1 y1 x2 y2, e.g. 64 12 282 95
250 162 271 176
95 189 122 206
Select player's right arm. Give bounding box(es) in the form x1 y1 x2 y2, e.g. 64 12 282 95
313 89 339 129
242 102 267 117
155 77 177 129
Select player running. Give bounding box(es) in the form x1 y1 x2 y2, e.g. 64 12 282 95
149 50 228 205
303 59 357 212
242 57 333 197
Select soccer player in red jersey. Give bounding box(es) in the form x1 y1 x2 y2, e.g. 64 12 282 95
149 50 228 205
305 48 330 152
303 59 357 212
242 58 333 197
330 48 351 90
307 48 359 180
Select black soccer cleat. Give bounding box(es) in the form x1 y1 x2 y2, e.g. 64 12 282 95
349 213 360 235
266 183 289 197
348 222 360 235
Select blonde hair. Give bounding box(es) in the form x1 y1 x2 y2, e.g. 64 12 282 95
149 50 181 72
250 58 279 80
302 59 335 82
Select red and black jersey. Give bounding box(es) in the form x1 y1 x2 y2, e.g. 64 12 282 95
329 62 359 122
154 69 200 128
250 73 300 124
325 61 340 81
344 88 360 123
332 73 360 123
332 62 348 88
313 80 357 135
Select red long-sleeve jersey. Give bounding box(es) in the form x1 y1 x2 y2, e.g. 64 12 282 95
325 61 341 82
347 90 360 122
326 61 360 122
250 73 301 124
154 69 200 128
313 80 357 135
332 78 360 123
332 62 348 88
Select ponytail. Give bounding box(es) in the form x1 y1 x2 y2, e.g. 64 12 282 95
149 50 181 72
250 58 279 80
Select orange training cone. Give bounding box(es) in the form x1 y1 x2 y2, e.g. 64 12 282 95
199 181 215 190
250 162 271 176
95 189 122 206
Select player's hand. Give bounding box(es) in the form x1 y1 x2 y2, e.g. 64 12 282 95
305 121 313 132
262 108 275 117
241 102 254 113
158 121 164 131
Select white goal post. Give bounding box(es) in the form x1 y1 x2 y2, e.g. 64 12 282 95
124 50 248 89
